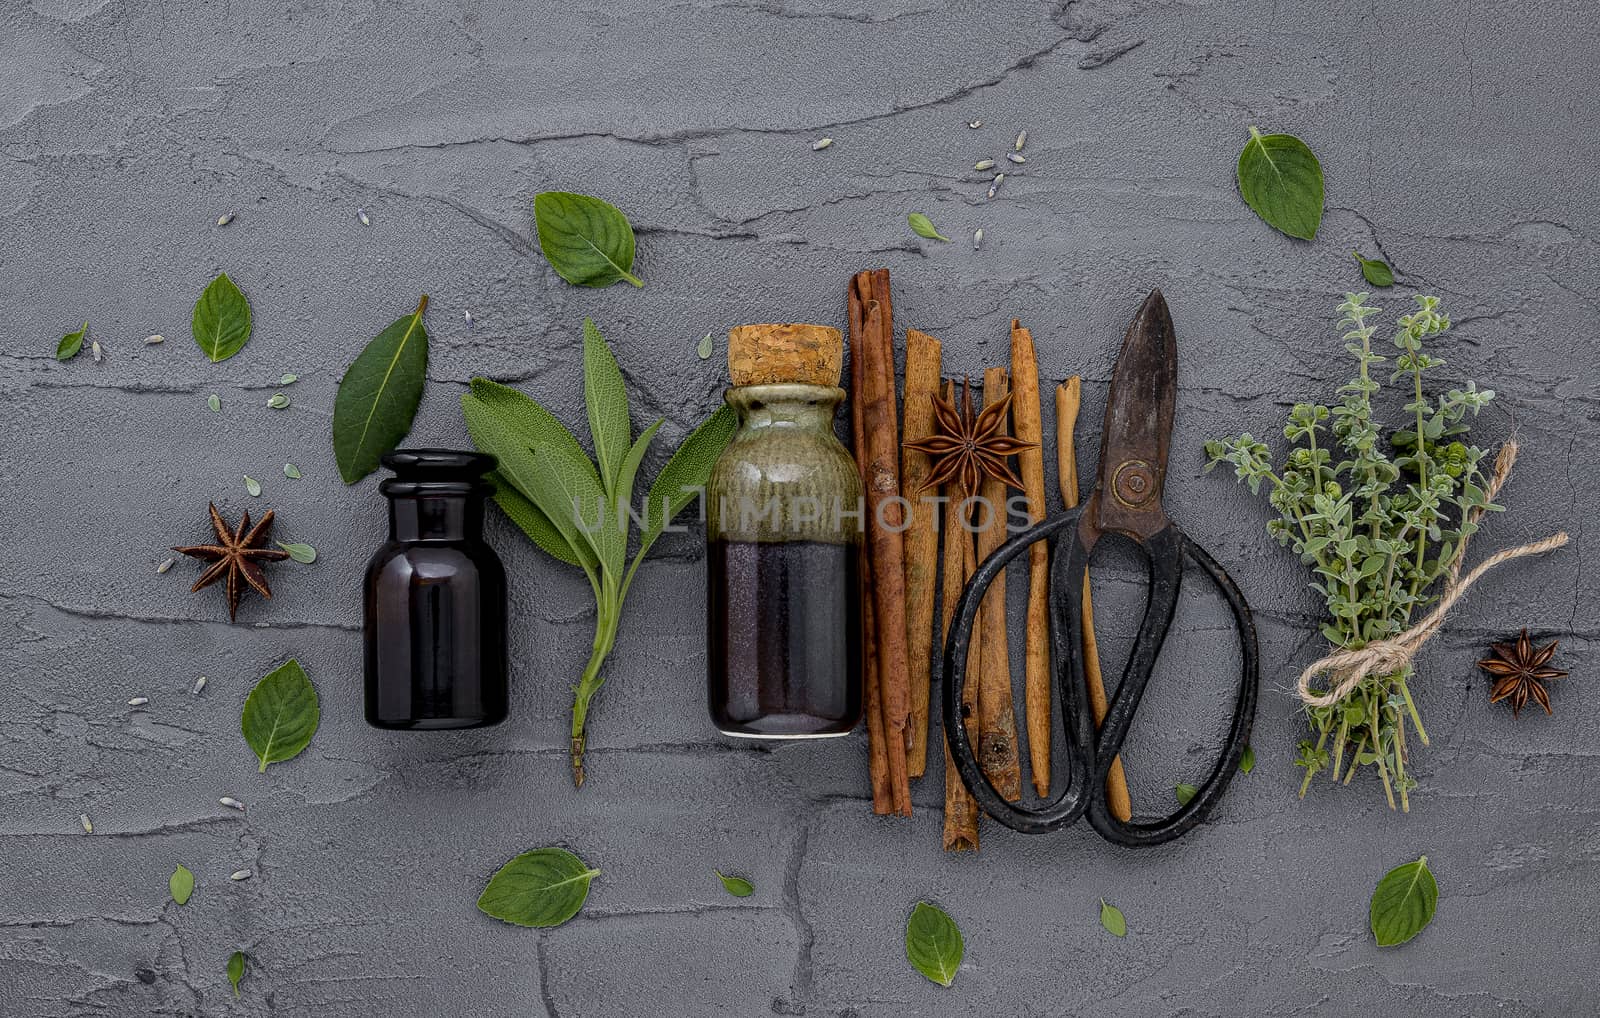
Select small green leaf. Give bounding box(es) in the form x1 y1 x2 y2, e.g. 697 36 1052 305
1354 251 1395 288
276 541 316 564
208 394 221 413
192 273 253 362
267 392 290 409
226 951 245 998
904 902 963 987
244 475 261 497
696 331 714 360
1240 744 1256 774
635 405 738 558
279 372 299 385
283 462 301 479
1175 783 1198 806
716 871 754 897
169 864 195 905
908 212 950 242
1236 127 1324 240
533 192 642 288
477 847 599 928
582 318 633 495
1369 855 1438 947
332 295 430 484
241 658 320 772
1099 899 1127 937
56 321 89 361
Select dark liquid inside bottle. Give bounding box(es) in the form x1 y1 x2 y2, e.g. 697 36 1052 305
707 539 862 738
364 450 508 730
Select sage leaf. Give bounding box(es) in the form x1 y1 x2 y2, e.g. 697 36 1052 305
227 951 245 998
192 273 253 362
56 321 88 361
1369 855 1437 947
1354 251 1395 288
1240 744 1255 774
582 318 632 495
1174 783 1197 806
244 475 261 497
331 295 430 484
241 658 320 773
533 191 642 288
276 541 316 564
904 902 963 987
1099 898 1127 937
208 394 221 412
634 405 738 563
1236 127 1324 240
169 864 194 905
716 871 754 898
477 847 599 928
283 462 301 479
697 331 714 360
907 213 950 242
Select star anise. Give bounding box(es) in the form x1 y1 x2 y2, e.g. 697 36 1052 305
172 503 290 621
1478 629 1567 717
903 377 1037 496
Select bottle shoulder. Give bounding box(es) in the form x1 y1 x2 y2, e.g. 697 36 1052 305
365 541 506 585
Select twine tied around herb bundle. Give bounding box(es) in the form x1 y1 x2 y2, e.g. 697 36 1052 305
1297 440 1569 709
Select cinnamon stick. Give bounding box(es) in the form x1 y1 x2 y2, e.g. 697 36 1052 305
1055 378 1131 821
848 269 912 816
900 329 943 779
940 379 981 851
975 367 1022 802
850 303 892 814
1010 320 1051 796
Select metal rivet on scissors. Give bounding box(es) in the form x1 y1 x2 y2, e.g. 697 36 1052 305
940 289 1260 847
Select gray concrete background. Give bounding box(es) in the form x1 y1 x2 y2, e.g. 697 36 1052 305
1 0 1595 1015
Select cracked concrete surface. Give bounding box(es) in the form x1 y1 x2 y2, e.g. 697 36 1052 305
2 0 1597 1014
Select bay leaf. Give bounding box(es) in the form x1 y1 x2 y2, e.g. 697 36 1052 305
477 847 599 928
904 902 963 987
908 213 950 242
716 871 754 897
1354 251 1395 287
227 951 246 997
1099 898 1127 937
192 273 253 362
533 192 642 288
57 321 89 361
241 658 320 772
332 295 430 484
170 864 194 905
1369 855 1437 946
1236 128 1324 240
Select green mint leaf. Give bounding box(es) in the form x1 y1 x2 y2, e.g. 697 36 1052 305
582 318 633 496
533 192 642 288
696 331 714 359
1240 744 1256 774
1369 855 1437 946
1236 128 1324 240
227 951 246 997
715 871 754 898
56 321 88 361
331 295 430 484
1099 898 1127 937
907 213 951 242
276 541 317 564
1354 251 1395 287
904 902 963 987
1174 783 1197 806
241 658 320 773
192 273 253 362
169 864 195 905
477 847 599 928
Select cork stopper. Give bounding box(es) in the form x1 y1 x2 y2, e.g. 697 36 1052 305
728 323 843 387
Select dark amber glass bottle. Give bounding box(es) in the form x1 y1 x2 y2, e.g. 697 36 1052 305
364 449 507 729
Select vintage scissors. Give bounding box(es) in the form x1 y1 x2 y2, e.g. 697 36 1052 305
941 290 1258 847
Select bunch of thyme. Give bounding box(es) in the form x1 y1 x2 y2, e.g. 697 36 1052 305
1205 294 1497 811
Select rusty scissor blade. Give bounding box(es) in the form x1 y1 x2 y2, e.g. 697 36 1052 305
1091 289 1177 539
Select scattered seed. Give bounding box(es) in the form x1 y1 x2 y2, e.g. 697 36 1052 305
91 340 103 362
144 334 164 345
244 476 261 497
973 228 984 250
127 696 149 707
1007 153 1026 164
974 158 995 171
283 462 301 479
357 208 371 226
968 120 982 129
208 394 221 412
266 392 290 409
696 332 714 360
811 137 833 151
216 213 234 227
156 558 175 574
1015 129 1027 151
230 870 252 881
987 172 1005 199
279 373 298 385
219 797 245 812
80 814 93 833
193 676 208 695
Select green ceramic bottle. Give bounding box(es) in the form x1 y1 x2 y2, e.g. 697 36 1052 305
706 324 863 738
